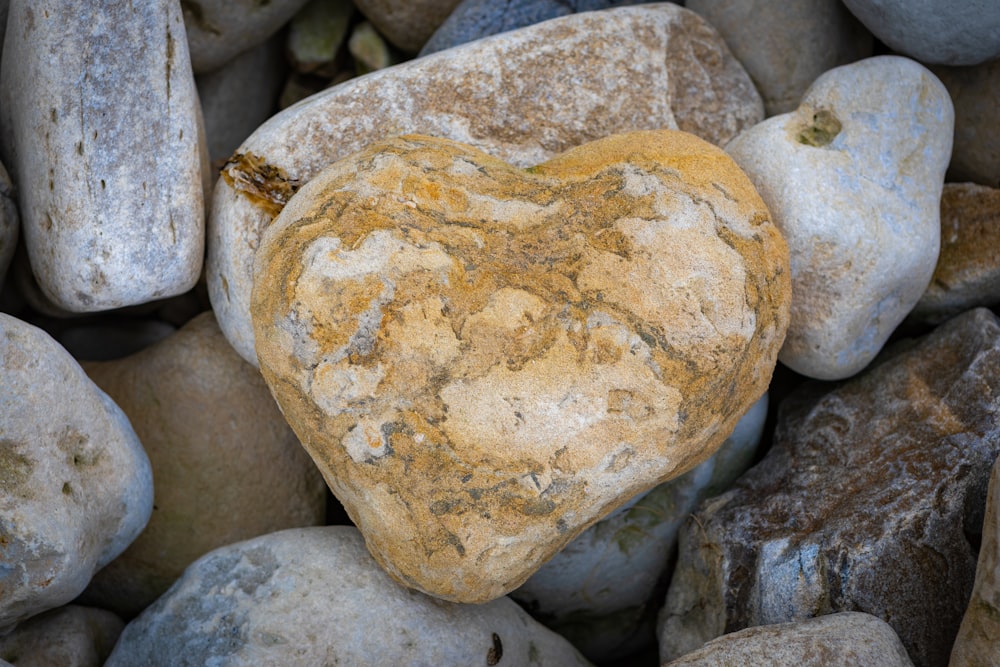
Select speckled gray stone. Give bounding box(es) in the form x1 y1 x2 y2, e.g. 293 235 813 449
0 605 124 667
0 0 205 312
726 56 954 380
657 308 1000 667
104 526 591 667
0 314 153 632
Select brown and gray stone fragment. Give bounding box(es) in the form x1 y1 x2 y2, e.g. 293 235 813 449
77 312 327 618
657 308 1000 667
0 605 123 667
208 2 764 365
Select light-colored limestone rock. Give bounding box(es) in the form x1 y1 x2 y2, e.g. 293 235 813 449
76 312 327 618
208 2 765 365
0 0 205 312
687 0 872 116
0 314 153 631
182 0 311 74
105 526 591 666
663 613 914 666
0 605 123 667
0 160 16 292
353 0 462 53
933 60 1000 189
250 131 790 603
511 394 768 662
840 0 1000 66
727 56 954 380
951 456 1000 666
910 183 1000 325
197 37 285 167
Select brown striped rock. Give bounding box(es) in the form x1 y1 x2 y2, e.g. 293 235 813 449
250 130 790 603
211 2 764 365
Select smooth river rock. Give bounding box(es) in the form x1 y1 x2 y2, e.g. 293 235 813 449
250 131 790 603
77 312 327 618
353 0 461 53
657 308 1000 667
104 526 591 667
0 605 123 667
933 60 1000 189
511 395 768 662
0 0 205 312
0 314 153 632
663 613 914 667
727 56 954 380
208 2 765 366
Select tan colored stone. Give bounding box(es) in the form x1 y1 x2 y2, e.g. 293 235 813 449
352 0 462 53
910 183 1000 324
208 2 765 365
77 312 327 618
251 130 790 603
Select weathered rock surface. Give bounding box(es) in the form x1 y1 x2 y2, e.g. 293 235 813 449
0 0 205 313
250 131 790 603
0 605 124 667
77 312 327 618
727 56 954 380
0 314 153 631
0 160 17 292
840 0 1000 66
933 60 1000 189
950 456 1000 666
663 613 914 667
909 183 1000 325
353 0 461 53
687 0 872 116
208 2 765 365
181 0 311 74
197 37 286 167
657 308 1000 667
512 395 768 662
104 526 592 666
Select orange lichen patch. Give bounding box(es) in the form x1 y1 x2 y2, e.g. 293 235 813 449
221 152 300 217
251 129 791 603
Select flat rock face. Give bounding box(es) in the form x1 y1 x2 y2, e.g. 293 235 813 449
105 526 591 667
77 312 327 618
0 605 124 667
251 131 790 603
727 56 954 380
657 308 1000 667
840 0 1000 66
910 183 1000 324
209 2 765 365
0 314 153 631
950 457 1000 666
0 0 205 312
353 0 461 52
664 613 914 667
933 60 1000 188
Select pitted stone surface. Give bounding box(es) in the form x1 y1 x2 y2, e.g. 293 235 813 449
251 131 790 603
657 308 1000 667
208 2 764 365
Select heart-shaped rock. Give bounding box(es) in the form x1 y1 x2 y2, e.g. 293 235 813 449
251 130 790 603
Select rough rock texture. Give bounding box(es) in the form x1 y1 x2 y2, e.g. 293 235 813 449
0 160 17 292
76 312 327 618
840 0 1000 66
657 308 1000 667
0 605 124 667
353 0 461 53
511 395 768 662
208 2 765 365
933 60 1000 188
663 613 914 666
250 131 790 603
0 314 153 631
105 526 591 666
181 0 311 74
687 0 872 115
727 56 954 380
950 457 1000 666
910 183 1000 325
197 36 286 167
0 0 205 313
420 0 645 56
